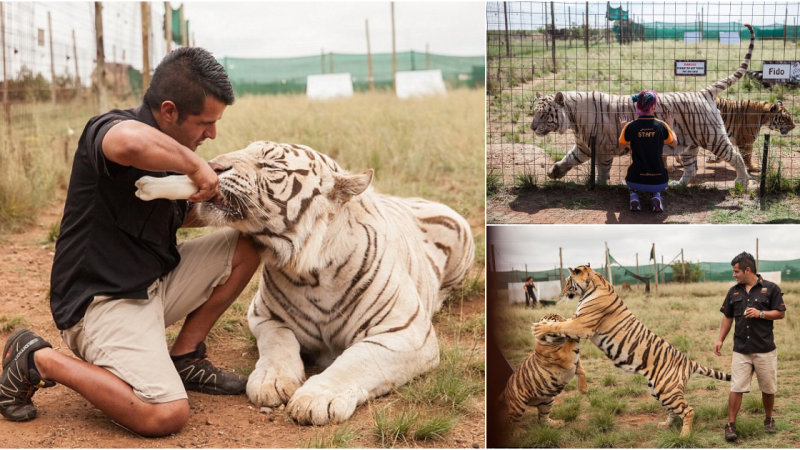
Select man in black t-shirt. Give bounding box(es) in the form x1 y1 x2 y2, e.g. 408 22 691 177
714 252 786 441
0 48 259 436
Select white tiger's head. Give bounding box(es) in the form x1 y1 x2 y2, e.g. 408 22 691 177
195 141 373 264
768 101 796 136
530 92 571 136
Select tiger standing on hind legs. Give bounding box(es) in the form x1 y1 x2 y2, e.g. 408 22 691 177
532 24 756 189
532 264 732 437
714 252 786 442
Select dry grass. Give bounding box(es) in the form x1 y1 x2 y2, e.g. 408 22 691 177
494 280 800 447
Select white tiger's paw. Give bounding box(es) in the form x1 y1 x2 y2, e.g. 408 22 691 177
547 164 567 180
705 155 719 163
246 366 303 407
668 180 686 188
734 178 750 189
287 382 367 425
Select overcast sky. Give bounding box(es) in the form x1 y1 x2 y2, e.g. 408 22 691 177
488 225 800 272
487 1 800 30
184 2 487 58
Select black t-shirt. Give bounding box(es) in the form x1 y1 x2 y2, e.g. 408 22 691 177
50 105 188 330
720 275 786 354
619 116 675 185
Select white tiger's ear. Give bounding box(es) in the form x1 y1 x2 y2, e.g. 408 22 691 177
555 92 565 105
330 169 373 203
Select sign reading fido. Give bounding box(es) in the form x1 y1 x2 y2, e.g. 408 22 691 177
762 61 800 83
674 60 707 76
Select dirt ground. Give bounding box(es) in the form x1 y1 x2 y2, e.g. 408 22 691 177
487 143 800 224
0 199 486 448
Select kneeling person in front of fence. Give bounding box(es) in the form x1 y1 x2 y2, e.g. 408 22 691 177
618 90 677 213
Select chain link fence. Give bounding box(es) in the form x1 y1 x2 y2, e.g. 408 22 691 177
487 1 800 193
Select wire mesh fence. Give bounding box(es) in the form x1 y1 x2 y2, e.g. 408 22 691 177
486 1 800 192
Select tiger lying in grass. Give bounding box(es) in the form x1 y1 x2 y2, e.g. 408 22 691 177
532 264 730 437
500 313 588 435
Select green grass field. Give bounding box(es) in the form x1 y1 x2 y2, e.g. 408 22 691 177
493 280 800 448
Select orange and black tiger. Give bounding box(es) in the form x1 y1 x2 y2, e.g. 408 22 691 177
706 98 796 172
500 313 588 433
533 264 730 437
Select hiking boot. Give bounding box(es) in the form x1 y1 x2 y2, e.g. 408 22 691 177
1 329 55 421
724 422 738 441
765 416 777 434
172 342 246 395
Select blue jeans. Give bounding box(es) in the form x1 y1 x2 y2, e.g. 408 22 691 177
626 181 667 194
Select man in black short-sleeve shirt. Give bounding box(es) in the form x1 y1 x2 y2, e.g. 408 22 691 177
0 47 260 436
715 251 786 441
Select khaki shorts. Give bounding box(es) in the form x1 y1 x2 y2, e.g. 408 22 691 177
730 349 778 394
61 228 240 404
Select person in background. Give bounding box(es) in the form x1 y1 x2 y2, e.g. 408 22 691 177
523 277 538 309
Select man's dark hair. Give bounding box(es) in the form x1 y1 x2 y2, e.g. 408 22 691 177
144 47 234 123
731 251 756 274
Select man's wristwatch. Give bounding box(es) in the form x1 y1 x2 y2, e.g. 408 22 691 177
760 310 765 319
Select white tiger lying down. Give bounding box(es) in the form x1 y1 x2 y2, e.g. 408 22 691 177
193 141 475 425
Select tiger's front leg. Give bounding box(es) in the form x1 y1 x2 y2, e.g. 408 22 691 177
665 145 697 187
246 291 306 408
287 293 440 425
547 143 590 180
532 319 593 340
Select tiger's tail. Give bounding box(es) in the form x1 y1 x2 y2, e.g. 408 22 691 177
693 361 732 382
703 23 754 97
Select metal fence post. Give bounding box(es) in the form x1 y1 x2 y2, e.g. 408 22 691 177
590 136 596 190
760 134 770 197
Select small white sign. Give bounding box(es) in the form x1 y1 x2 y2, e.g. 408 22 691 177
762 61 800 83
395 70 447 99
675 60 707 76
719 32 740 45
683 32 702 43
306 73 354 101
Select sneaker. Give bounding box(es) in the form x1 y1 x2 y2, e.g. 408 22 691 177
172 342 246 395
630 199 641 211
765 416 777 434
651 197 664 213
724 422 738 441
1 329 55 421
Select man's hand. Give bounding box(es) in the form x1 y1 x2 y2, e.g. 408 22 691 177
187 163 219 203
714 340 724 356
619 114 629 126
